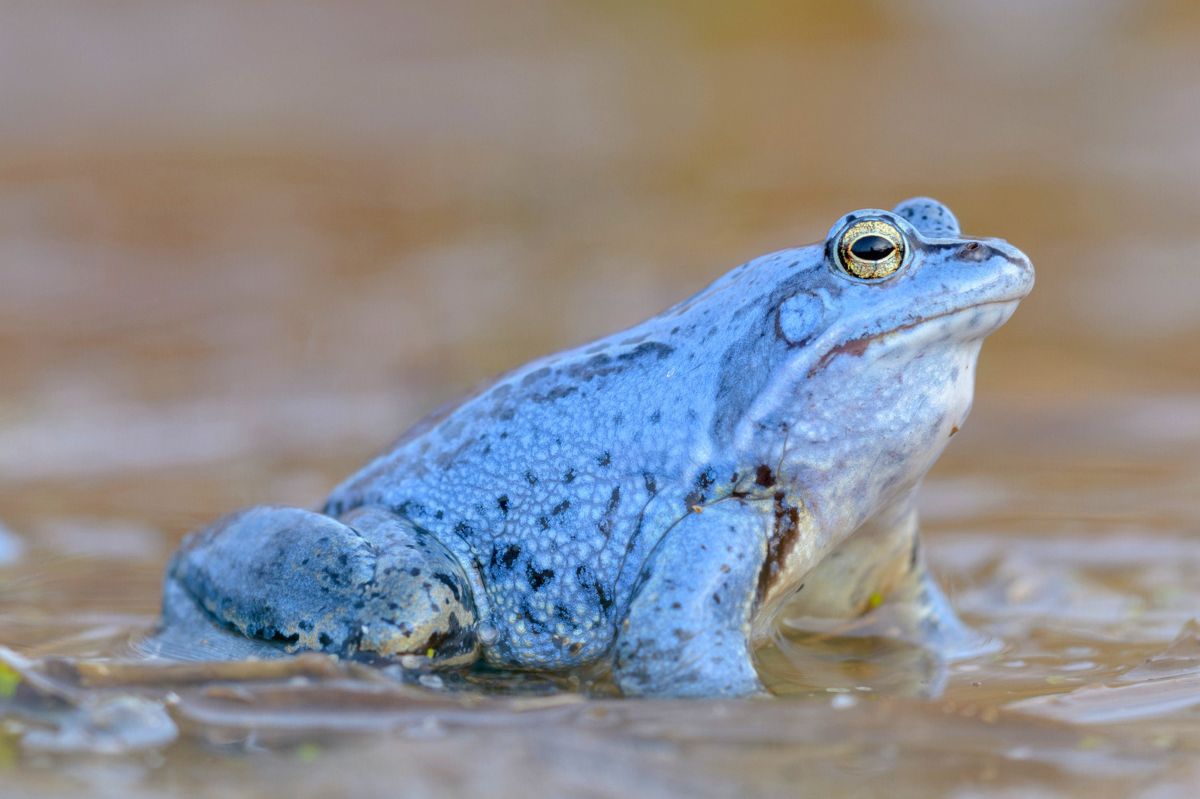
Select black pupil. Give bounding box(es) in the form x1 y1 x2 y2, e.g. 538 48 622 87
849 234 895 261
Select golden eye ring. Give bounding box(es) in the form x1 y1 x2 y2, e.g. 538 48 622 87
835 219 907 280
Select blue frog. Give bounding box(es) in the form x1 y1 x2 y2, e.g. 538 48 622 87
156 198 1033 697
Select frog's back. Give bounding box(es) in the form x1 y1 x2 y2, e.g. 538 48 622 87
323 330 709 666
323 252 806 667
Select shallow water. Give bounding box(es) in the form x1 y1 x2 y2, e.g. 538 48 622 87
2 1 1199 796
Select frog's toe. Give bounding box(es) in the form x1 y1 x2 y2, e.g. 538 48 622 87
891 565 999 660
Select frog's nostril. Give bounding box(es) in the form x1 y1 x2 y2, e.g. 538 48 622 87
956 241 988 262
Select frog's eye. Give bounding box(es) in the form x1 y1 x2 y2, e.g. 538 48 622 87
835 219 907 280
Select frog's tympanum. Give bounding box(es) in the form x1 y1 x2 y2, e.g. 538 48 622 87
157 198 1033 697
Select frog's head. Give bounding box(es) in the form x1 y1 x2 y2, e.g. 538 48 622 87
740 198 1033 532
771 197 1034 364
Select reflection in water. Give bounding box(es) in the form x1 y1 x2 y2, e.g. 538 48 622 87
1 0 1199 796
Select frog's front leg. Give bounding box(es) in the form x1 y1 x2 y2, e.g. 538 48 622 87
160 505 478 664
787 497 990 659
613 500 769 698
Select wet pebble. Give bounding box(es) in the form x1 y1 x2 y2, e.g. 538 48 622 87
830 693 857 709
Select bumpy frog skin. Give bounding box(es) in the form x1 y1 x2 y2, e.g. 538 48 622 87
156 198 1034 697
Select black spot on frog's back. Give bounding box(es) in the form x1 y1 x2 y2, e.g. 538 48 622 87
618 341 674 362
559 341 676 383
597 486 622 539
526 562 555 590
520 367 552 388
490 544 521 571
575 564 613 612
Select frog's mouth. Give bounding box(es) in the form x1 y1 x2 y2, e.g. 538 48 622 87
807 298 1021 377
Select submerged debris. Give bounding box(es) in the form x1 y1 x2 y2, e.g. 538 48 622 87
0 646 587 755
0 647 176 754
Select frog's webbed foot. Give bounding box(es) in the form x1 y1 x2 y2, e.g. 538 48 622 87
885 557 996 660
156 505 478 665
780 500 994 660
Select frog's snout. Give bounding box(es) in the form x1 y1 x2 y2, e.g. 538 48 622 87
975 237 1035 298
977 237 1029 268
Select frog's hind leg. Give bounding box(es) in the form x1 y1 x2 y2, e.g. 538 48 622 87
155 505 478 665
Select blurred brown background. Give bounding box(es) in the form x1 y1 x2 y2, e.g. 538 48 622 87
1 0 1198 580
3 3 1200 796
